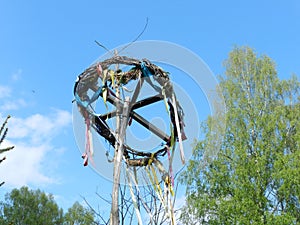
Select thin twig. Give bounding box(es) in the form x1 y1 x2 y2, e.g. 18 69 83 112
95 40 113 56
81 195 109 225
118 17 149 54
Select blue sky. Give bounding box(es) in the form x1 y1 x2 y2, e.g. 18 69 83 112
0 0 299 220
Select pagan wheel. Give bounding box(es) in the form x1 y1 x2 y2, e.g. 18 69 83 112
73 55 187 187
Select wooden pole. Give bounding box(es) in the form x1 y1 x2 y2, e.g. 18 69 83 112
110 50 120 225
110 96 130 225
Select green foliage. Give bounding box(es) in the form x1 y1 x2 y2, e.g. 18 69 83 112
181 47 300 224
0 186 64 225
64 201 96 225
0 187 99 225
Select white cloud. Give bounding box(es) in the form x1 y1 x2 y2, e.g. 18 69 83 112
7 109 72 144
0 109 72 188
11 69 22 81
1 140 54 187
0 85 12 99
0 98 27 111
0 82 28 111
